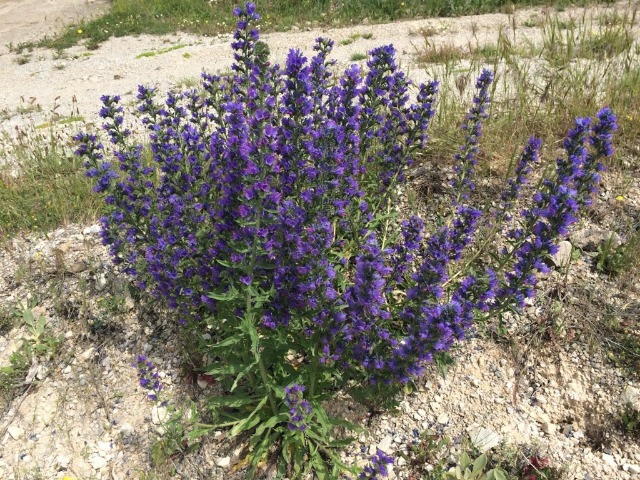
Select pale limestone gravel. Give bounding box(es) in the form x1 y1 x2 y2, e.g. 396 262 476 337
1 1 639 137
1 1 640 479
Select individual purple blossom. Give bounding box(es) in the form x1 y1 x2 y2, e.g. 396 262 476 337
359 449 394 479
284 384 312 431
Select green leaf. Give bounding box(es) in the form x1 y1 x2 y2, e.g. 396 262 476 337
208 286 240 302
207 394 257 409
254 413 287 436
487 469 509 480
206 362 246 376
205 332 243 351
215 258 232 267
230 395 268 437
311 450 330 479
460 453 471 470
472 453 487 473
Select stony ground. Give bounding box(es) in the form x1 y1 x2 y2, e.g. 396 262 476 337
1 1 640 479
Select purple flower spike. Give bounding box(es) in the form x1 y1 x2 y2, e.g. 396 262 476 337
133 355 163 401
284 384 312 431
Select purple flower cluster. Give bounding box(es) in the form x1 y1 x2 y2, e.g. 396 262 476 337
283 384 312 431
133 355 162 401
451 69 493 200
76 2 616 393
359 449 394 479
497 108 617 309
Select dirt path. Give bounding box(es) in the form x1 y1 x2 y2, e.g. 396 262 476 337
1 0 637 139
0 0 108 48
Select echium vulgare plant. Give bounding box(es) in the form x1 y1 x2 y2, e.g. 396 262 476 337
75 2 617 477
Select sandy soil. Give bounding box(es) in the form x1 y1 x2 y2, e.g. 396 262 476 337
1 0 637 139
0 0 108 48
1 2 640 480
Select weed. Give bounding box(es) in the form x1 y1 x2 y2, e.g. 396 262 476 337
15 55 31 65
0 304 62 407
24 0 615 51
416 41 468 65
619 403 640 437
0 127 102 236
401 428 450 477
35 115 85 130
349 52 368 61
0 307 15 334
135 44 188 59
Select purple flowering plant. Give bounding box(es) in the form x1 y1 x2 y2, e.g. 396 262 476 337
75 2 617 477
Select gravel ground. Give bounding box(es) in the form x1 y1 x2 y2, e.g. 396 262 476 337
1 1 640 479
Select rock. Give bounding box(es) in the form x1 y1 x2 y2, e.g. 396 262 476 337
66 261 87 274
35 364 48 380
81 347 96 361
24 361 39 384
565 381 586 407
7 426 24 440
628 464 640 475
469 427 502 452
377 435 393 453
95 273 108 291
216 456 231 468
98 440 114 452
83 224 101 235
603 453 618 470
572 228 621 252
541 421 556 435
88 453 108 470
621 386 640 411
151 405 168 425
436 413 449 425
55 454 71 468
551 241 573 267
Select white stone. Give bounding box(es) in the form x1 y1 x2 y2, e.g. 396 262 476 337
377 435 393 453
119 423 134 438
35 364 48 380
621 386 640 411
81 347 96 361
151 405 168 425
98 440 113 452
628 464 640 475
7 426 24 440
216 456 231 468
95 274 108 291
436 413 449 425
55 455 71 467
603 453 618 470
83 224 101 235
551 241 573 268
541 421 556 435
469 427 502 453
88 453 108 470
